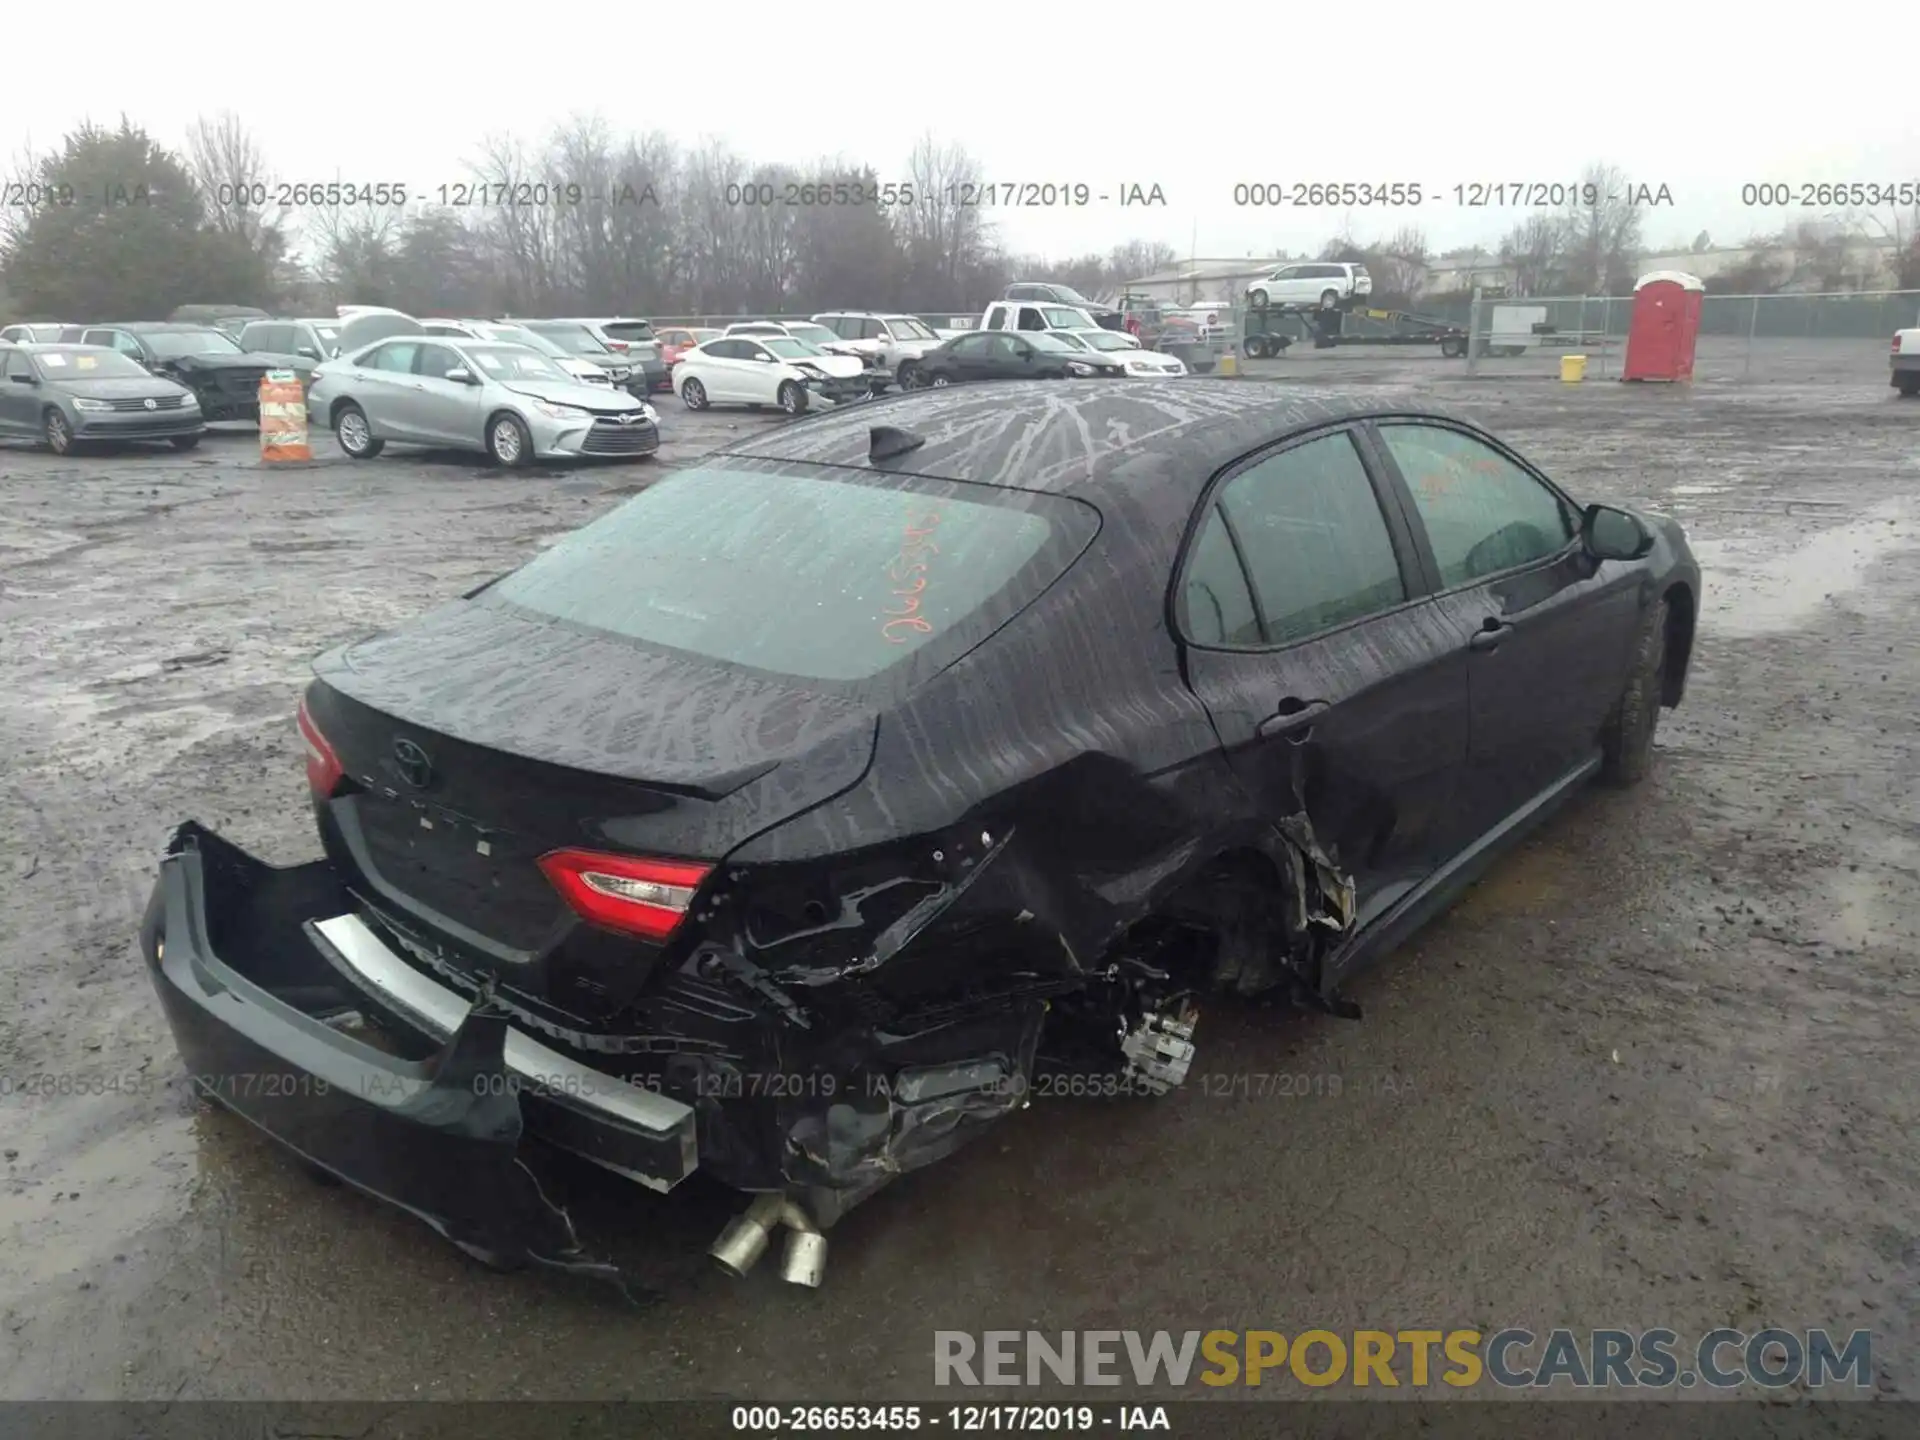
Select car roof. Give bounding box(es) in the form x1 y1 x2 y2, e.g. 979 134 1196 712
718 378 1464 497
98 322 223 333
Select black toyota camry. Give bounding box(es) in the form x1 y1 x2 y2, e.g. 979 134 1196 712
141 378 1700 1290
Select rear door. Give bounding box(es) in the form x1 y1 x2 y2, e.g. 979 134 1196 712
0 347 36 433
352 340 426 436
1370 419 1644 839
1177 425 1471 921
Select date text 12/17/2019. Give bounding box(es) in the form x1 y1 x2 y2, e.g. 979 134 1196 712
1230 181 1676 208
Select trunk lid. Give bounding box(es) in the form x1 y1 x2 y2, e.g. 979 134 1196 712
305 600 877 1020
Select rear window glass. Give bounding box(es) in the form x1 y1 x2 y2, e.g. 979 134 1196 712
603 321 656 340
483 465 1088 685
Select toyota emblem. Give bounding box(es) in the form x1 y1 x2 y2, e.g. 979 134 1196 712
143 397 157 410
392 737 433 789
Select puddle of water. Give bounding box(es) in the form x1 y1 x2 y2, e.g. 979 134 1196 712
1688 498 1917 638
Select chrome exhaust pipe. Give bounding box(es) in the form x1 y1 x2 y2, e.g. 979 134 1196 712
709 1193 827 1286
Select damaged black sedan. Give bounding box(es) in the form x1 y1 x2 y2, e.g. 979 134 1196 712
140 379 1699 1291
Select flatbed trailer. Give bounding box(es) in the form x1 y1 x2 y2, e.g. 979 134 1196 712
1243 307 1471 358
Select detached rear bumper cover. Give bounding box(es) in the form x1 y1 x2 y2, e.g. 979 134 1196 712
138 821 696 1280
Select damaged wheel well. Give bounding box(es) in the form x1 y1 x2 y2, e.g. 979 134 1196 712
1661 582 1695 707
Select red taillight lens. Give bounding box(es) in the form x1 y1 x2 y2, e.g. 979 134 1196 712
538 848 712 941
297 696 345 799
1895 335 1904 353
606 339 629 351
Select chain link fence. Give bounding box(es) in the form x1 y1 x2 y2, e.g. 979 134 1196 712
1453 290 1919 382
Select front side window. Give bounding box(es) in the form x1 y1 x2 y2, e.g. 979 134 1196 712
1378 423 1576 587
1184 430 1407 647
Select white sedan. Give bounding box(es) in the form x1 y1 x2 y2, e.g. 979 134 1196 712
1054 328 1188 376
675 335 871 414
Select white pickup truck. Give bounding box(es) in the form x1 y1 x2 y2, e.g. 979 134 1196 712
1892 325 1920 396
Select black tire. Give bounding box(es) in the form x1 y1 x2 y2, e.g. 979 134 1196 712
1248 289 1269 311
43 407 74 455
486 411 533 468
1600 597 1669 787
1440 337 1463 358
1319 289 1340 311
895 361 919 390
681 376 708 410
929 372 951 387
1896 376 1920 396
169 434 202 451
333 403 384 459
777 380 807 416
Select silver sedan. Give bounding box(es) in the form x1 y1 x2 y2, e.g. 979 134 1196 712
306 337 661 467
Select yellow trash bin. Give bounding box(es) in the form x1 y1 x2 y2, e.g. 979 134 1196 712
1560 354 1588 384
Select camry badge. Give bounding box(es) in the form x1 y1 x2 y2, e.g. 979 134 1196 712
392 737 433 789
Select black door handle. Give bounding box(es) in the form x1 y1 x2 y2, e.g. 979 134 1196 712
1258 698 1329 740
1468 620 1512 652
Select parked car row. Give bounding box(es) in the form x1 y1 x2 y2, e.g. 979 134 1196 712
303 307 663 467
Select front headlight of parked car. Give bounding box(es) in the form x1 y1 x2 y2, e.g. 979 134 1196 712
1126 358 1157 373
533 399 591 420
180 390 201 406
1066 360 1095 376
640 403 659 423
71 398 113 411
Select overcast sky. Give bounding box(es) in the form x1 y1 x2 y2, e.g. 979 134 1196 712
6 3 1913 265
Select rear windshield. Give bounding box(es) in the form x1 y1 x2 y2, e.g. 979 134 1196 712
602 321 656 341
482 464 1095 685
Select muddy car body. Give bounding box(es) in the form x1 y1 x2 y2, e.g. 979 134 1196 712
139 379 1699 1289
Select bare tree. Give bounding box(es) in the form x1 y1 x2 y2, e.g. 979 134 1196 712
184 112 275 247
1558 163 1643 293
1499 214 1566 296
899 133 993 309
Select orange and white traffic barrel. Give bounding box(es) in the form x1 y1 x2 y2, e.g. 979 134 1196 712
259 370 312 462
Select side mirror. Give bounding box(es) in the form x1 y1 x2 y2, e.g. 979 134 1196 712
1014 344 1034 359
1582 503 1653 561
9 372 35 385
755 353 774 363
445 367 475 384
296 346 319 359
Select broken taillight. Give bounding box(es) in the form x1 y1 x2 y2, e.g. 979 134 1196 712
297 696 345 799
538 849 712 941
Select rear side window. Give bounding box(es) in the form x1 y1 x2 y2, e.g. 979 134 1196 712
1182 430 1407 647
1378 423 1575 587
484 465 1090 685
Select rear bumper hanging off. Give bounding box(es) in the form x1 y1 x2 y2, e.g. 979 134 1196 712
138 821 697 1281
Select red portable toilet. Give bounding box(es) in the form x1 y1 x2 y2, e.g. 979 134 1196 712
1621 270 1704 382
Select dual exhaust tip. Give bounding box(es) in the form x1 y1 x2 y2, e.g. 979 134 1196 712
710 1193 827 1288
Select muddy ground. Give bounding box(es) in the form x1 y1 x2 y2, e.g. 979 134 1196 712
2 338 1917 1405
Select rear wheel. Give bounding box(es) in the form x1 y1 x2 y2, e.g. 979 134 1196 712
1320 289 1340 311
169 434 202 451
1896 375 1920 396
896 361 919 390
334 403 384 459
1600 597 1669 786
486 412 533 468
1248 289 1269 310
680 377 708 409
777 380 807 416
43 408 73 455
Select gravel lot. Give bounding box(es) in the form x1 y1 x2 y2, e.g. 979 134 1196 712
2 342 1917 1408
